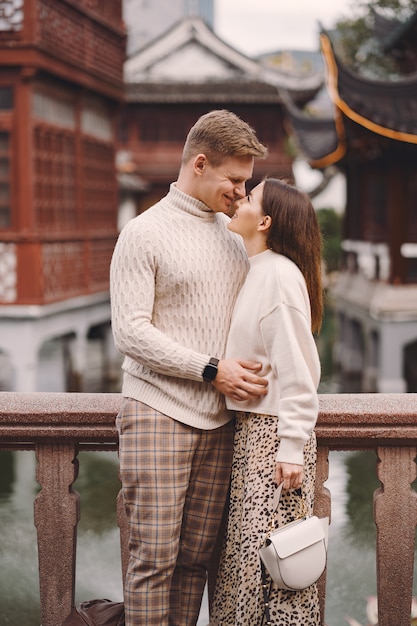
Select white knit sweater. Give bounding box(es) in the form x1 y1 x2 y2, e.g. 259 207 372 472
225 250 321 465
110 183 249 430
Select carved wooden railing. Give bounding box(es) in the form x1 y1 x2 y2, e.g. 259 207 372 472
0 392 416 626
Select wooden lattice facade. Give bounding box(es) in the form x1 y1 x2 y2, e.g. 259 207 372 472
0 0 125 305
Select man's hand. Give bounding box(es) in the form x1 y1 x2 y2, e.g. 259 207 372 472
212 359 268 401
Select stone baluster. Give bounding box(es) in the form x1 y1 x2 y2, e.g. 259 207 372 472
374 445 417 625
34 442 80 626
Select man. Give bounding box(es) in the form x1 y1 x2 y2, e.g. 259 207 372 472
110 109 268 625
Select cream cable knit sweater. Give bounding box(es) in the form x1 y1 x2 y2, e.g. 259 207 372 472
110 183 249 430
225 250 321 465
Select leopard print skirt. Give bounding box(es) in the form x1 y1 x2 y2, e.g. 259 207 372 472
209 412 320 626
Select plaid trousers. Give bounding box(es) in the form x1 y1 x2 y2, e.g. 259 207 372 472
116 398 234 626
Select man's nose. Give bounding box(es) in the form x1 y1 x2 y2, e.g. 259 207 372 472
233 182 246 198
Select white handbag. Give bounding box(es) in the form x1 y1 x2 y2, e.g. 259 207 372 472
259 483 329 592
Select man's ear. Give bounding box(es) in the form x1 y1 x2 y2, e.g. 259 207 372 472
258 214 271 231
193 153 207 175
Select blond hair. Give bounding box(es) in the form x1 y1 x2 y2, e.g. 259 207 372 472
182 109 268 166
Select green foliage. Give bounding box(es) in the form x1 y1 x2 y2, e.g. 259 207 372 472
316 207 343 273
332 0 417 78
360 0 417 16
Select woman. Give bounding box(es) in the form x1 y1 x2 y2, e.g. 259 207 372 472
209 178 323 625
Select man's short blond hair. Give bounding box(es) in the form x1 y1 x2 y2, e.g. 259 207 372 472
181 109 268 166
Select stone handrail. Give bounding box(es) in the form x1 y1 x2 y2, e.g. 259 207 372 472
0 391 417 625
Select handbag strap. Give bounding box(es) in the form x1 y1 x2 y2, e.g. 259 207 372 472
268 484 307 536
260 560 272 626
271 481 284 514
259 484 285 626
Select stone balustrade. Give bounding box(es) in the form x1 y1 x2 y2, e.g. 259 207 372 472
1 391 417 625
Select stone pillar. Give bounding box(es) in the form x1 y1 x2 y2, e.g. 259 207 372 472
10 326 40 392
362 328 379 393
103 323 122 391
64 332 88 392
377 327 407 392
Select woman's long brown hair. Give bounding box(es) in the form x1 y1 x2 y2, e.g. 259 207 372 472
262 178 323 333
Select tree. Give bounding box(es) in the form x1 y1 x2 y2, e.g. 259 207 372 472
332 0 417 78
316 208 342 274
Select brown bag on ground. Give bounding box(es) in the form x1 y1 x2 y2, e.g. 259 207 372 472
62 599 125 625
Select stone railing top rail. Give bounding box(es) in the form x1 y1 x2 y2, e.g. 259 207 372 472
0 392 416 444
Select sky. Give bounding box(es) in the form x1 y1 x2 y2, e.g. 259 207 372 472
215 0 355 56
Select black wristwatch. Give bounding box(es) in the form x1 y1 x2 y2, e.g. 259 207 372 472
203 357 219 383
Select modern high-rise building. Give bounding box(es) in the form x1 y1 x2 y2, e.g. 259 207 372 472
124 0 214 55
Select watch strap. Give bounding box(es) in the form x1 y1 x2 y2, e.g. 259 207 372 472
203 357 219 382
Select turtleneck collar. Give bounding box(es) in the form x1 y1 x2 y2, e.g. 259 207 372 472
166 183 216 220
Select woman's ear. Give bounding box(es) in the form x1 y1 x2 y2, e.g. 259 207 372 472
258 214 271 231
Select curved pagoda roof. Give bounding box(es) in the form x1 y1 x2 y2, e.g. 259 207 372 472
124 16 322 107
283 24 417 168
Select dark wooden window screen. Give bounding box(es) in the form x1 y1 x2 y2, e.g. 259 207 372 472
0 130 11 228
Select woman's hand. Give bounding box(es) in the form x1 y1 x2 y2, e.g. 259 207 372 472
275 462 304 490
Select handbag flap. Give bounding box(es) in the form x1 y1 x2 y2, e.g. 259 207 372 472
269 516 328 559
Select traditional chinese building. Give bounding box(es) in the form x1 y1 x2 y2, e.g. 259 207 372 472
283 12 417 392
124 0 214 55
118 16 322 224
0 0 125 391
0 5 322 392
